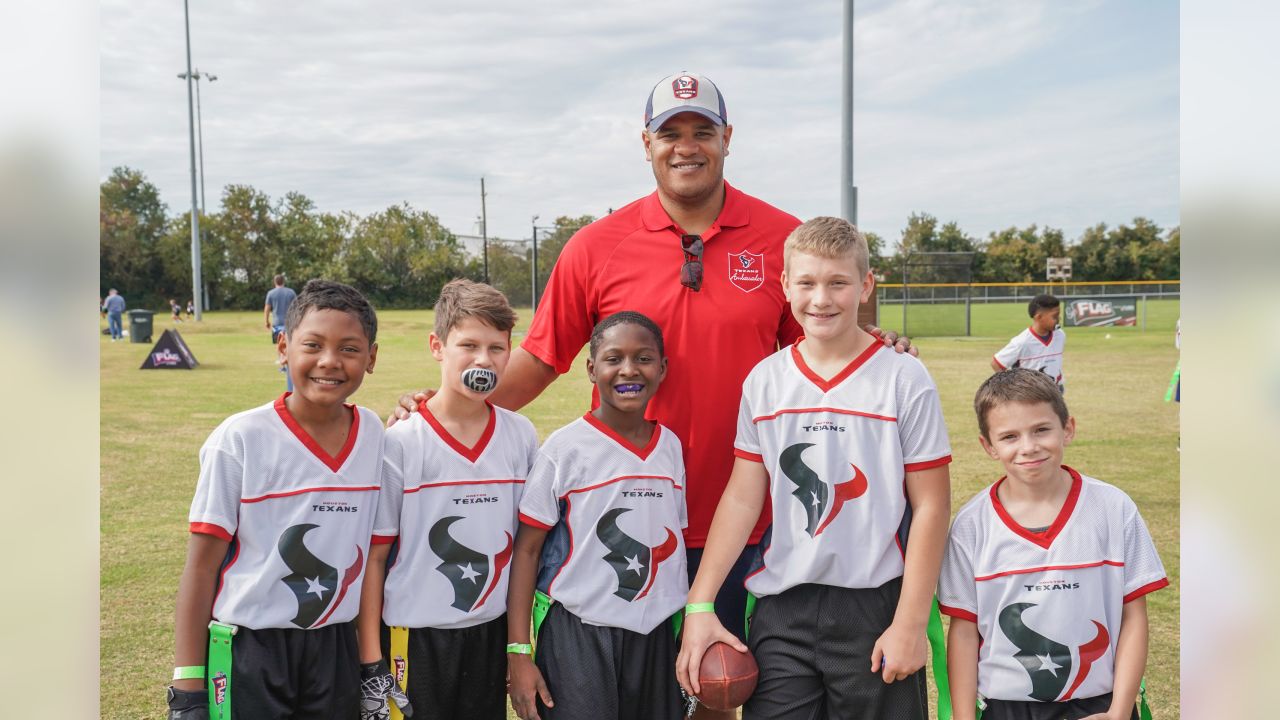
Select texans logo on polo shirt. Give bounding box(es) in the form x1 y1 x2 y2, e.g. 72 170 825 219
781 442 868 537
428 516 513 613
729 251 764 293
999 602 1110 702
277 523 364 629
596 507 679 602
672 75 698 99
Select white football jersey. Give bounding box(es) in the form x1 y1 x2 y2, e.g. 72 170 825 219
994 327 1066 390
519 414 689 635
937 468 1168 703
374 402 539 629
735 342 951 597
189 395 385 630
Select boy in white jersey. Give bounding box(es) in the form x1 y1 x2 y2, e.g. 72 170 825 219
939 369 1168 720
678 217 953 720
992 295 1065 393
356 279 539 720
508 311 689 720
167 280 382 720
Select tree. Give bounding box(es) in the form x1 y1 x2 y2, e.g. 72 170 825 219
976 225 1067 282
534 214 595 294
345 203 469 308
100 167 168 304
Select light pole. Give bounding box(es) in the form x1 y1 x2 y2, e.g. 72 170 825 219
181 0 203 320
177 69 217 213
841 0 858 226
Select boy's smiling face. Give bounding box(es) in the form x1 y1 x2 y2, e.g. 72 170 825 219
587 322 667 416
781 249 875 344
979 400 1076 486
279 308 377 407
431 317 511 400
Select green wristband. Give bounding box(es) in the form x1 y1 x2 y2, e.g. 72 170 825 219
685 602 715 615
172 665 205 680
506 643 533 655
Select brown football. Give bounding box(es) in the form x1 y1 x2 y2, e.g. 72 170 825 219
696 641 759 711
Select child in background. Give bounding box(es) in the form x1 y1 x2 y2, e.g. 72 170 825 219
507 311 689 720
939 369 1168 720
357 279 538 720
167 280 382 720
992 295 1065 393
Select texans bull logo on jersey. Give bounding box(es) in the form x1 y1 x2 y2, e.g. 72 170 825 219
596 507 678 602
428 516 513 613
277 523 364 629
999 602 1110 702
781 442 869 537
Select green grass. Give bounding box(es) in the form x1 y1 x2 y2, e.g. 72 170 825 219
101 304 1179 718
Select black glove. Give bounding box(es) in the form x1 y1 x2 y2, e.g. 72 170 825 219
167 686 209 720
360 659 413 720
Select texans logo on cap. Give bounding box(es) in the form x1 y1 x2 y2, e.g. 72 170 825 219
672 75 698 99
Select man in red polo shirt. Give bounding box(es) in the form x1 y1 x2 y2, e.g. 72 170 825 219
390 70 909 679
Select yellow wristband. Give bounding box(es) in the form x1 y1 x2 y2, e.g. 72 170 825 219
506 643 533 655
172 665 205 680
685 602 715 615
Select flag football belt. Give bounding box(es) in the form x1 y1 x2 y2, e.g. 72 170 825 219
973 677 1153 718
1165 361 1180 402
741 593 953 720
387 626 411 720
206 621 238 719
531 589 683 654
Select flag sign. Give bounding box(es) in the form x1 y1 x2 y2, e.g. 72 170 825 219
140 329 200 369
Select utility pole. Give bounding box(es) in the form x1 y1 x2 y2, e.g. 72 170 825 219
182 0 203 320
480 177 489 283
531 216 540 311
841 0 858 226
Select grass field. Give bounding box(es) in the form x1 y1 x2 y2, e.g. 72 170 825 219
101 302 1179 719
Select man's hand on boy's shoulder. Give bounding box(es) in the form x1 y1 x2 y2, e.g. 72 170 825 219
864 324 917 357
386 390 434 428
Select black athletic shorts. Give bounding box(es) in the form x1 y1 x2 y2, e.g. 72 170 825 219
744 579 926 720
533 602 683 720
379 614 507 720
225 622 360 720
982 693 1137 720
686 543 757 643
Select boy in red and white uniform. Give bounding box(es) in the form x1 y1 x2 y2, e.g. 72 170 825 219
357 280 539 720
678 217 952 720
939 369 1168 720
992 295 1066 393
167 280 383 720
507 312 689 720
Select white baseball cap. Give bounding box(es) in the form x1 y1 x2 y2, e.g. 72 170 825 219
644 72 727 132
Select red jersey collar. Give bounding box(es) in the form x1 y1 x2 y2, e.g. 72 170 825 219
582 412 661 461
1029 326 1054 346
273 392 360 473
789 337 884 393
640 180 750 235
989 465 1083 549
418 400 497 464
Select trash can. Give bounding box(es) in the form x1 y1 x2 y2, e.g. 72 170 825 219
128 309 154 343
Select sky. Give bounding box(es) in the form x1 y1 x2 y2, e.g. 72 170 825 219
100 0 1178 247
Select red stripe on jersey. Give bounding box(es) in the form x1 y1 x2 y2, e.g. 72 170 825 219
734 449 764 463
190 522 233 542
582 412 662 460
752 406 898 424
992 355 1007 370
790 339 884 393
974 559 1124 582
1123 577 1169 603
404 478 525 494
241 485 380 503
988 466 1082 549
560 474 680 498
518 512 554 531
938 603 978 623
274 393 360 472
1029 326 1053 347
371 534 397 545
419 400 497 463
904 455 952 472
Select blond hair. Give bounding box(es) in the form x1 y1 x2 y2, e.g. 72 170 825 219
433 279 517 340
783 216 870 276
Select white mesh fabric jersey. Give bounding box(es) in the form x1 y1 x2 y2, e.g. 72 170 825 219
938 468 1168 703
189 396 385 630
993 327 1067 390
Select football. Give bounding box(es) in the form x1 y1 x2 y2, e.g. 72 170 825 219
696 642 759 711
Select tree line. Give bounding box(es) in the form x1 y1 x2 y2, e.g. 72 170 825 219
101 166 1178 310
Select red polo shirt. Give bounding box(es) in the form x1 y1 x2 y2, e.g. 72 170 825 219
522 181 802 547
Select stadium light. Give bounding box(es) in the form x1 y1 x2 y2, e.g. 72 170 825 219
181 0 203 320
177 70 216 215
